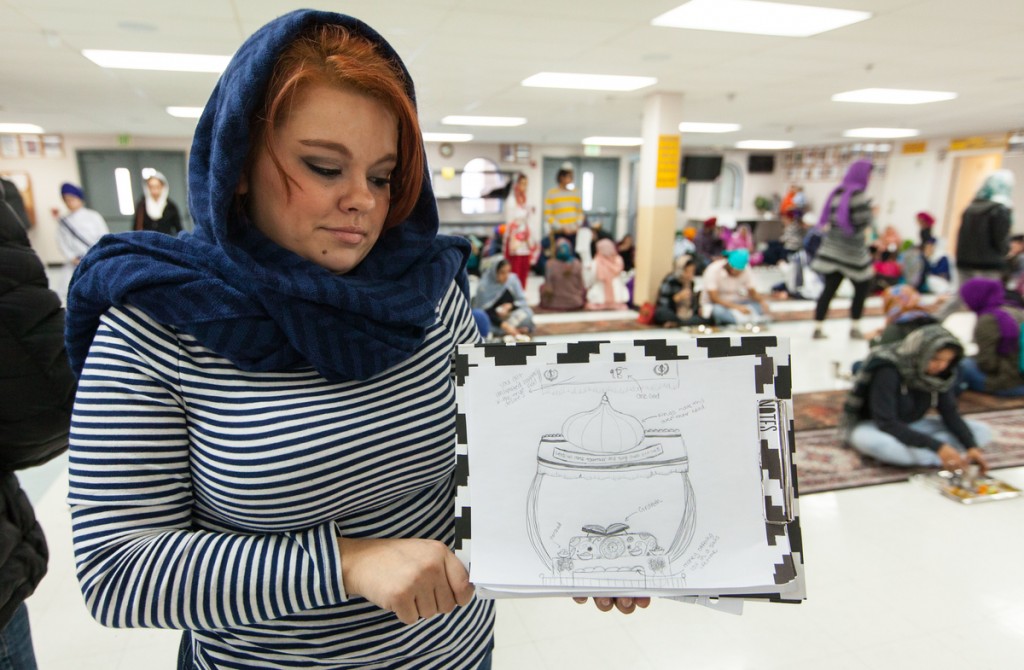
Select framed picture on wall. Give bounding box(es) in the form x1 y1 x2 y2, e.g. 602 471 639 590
42 134 64 158
1 135 19 158
19 134 41 158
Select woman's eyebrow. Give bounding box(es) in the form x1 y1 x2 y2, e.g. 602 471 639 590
298 139 397 166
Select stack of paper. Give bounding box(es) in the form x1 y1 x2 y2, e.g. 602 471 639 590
453 336 805 613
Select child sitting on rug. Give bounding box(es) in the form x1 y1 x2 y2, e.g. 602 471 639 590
840 324 992 470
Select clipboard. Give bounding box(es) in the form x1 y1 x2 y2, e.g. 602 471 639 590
453 335 805 608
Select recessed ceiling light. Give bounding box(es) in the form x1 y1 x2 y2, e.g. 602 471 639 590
522 72 657 92
843 127 919 139
735 140 795 150
441 115 526 127
652 0 871 37
82 49 230 73
0 123 44 134
166 106 203 119
582 137 643 146
831 88 957 105
422 132 474 143
679 122 741 133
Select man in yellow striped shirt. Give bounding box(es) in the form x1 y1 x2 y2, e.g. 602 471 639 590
543 162 583 253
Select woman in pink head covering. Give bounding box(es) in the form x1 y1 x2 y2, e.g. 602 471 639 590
586 238 629 310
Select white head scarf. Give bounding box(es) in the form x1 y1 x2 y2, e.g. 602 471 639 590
144 170 170 220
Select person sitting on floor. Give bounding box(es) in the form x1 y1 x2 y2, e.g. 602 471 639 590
699 249 770 326
841 324 992 471
870 248 903 294
957 277 1024 397
472 256 535 340
653 254 708 328
865 284 937 348
539 237 586 311
585 238 630 310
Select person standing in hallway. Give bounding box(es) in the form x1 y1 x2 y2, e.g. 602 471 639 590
543 162 583 253
503 172 538 289
934 169 1015 321
53 182 110 305
810 159 875 339
133 170 183 235
1 180 78 670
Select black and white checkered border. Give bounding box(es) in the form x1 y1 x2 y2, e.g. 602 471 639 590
453 335 804 601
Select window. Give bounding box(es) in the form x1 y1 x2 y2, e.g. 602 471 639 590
712 161 742 211
461 157 504 215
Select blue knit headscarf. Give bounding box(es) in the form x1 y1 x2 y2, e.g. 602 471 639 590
65 9 468 382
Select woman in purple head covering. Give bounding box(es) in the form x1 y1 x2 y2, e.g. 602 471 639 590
809 159 876 339
957 277 1024 396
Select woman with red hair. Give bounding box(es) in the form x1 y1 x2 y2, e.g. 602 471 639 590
66 11 504 669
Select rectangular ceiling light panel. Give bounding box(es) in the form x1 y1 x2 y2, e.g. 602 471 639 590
679 122 741 133
652 0 871 37
843 127 919 138
441 116 527 127
422 132 474 142
83 49 230 73
522 72 656 91
831 88 957 105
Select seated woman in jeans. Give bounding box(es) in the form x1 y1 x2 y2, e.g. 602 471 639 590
841 324 992 470
957 277 1024 397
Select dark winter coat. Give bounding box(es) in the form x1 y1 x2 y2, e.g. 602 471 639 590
0 201 76 628
955 200 1011 271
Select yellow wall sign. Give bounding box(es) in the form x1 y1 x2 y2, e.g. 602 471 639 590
656 135 681 189
949 134 1008 151
901 141 927 154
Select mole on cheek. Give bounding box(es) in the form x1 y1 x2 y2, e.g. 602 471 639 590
322 249 328 255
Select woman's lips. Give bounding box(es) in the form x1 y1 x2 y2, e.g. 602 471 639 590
325 228 365 245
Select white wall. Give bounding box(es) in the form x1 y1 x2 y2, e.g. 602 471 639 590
6 132 1021 266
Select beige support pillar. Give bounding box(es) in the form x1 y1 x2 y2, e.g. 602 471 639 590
634 93 683 306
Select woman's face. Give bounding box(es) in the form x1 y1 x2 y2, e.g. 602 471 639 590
925 348 957 376
495 263 511 284
146 178 165 199
240 82 397 275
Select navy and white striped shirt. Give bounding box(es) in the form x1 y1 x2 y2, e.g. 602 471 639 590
68 282 494 669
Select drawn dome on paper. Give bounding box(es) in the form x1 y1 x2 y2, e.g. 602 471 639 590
528 393 696 587
561 394 644 453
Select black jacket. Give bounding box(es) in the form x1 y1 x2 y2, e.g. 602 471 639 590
134 198 183 236
0 200 77 628
955 200 1011 271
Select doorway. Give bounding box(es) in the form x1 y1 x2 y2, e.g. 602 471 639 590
77 150 190 233
944 153 1002 256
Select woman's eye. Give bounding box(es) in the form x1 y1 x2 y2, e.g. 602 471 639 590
305 161 340 177
369 176 391 189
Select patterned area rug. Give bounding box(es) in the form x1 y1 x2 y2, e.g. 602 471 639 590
792 389 1024 432
795 408 1024 495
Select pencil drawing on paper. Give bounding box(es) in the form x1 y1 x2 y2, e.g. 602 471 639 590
526 393 697 587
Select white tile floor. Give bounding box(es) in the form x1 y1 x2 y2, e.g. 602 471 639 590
21 268 1024 669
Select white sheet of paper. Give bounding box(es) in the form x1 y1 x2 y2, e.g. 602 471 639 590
464 354 787 591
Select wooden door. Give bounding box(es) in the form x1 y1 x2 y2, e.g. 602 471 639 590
944 153 1002 256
